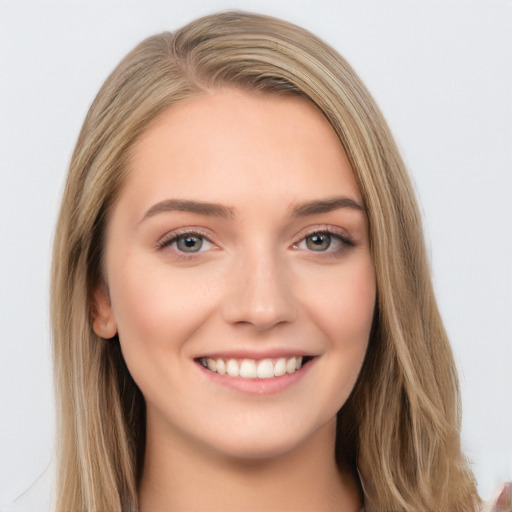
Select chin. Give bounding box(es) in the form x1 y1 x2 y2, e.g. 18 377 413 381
215 438 302 461
199 417 335 463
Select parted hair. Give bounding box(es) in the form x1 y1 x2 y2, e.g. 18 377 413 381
51 11 481 512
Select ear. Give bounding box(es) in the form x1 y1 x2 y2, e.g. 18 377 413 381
92 282 117 339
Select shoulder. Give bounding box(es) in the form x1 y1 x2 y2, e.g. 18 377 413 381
488 482 511 512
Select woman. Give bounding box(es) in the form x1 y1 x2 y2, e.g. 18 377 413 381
51 11 483 511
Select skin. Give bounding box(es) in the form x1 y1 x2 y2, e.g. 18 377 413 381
94 88 375 511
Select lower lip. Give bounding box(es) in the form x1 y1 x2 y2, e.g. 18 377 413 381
196 359 316 395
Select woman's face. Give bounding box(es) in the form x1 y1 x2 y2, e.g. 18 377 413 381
94 89 376 459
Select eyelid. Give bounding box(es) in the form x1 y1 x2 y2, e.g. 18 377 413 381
156 227 217 252
292 225 354 245
291 225 355 254
155 224 355 257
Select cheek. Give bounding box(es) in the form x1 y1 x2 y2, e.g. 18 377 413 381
107 257 219 382
300 258 375 410
301 256 376 344
334 271 375 341
110 256 215 336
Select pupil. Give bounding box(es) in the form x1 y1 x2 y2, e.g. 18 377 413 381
178 235 202 252
307 234 331 251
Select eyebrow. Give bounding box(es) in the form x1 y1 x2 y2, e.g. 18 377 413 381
291 196 365 217
141 199 235 222
140 195 364 224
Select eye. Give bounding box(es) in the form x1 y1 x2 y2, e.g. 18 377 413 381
293 229 354 254
157 231 215 254
175 234 205 252
305 233 332 251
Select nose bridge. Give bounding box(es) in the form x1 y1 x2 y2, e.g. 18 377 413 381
222 241 297 330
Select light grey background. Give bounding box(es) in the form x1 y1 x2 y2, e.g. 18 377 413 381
1 0 511 508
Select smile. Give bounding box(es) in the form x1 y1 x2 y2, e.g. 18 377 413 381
198 356 308 379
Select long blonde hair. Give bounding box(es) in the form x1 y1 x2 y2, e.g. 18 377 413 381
51 11 481 512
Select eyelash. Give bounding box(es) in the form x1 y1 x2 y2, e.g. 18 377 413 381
292 228 355 256
156 228 214 258
156 227 355 259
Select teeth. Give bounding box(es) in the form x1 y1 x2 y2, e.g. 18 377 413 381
216 358 226 375
226 359 239 377
256 359 274 379
274 358 287 377
200 356 306 379
239 359 257 378
286 357 297 374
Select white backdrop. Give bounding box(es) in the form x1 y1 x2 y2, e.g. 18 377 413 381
1 0 511 508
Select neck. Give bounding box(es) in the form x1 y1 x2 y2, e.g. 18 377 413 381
138 416 362 512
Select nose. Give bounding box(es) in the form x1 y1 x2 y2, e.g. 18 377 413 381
222 247 298 331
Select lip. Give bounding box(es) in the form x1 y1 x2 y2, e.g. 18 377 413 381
194 348 316 360
195 355 317 395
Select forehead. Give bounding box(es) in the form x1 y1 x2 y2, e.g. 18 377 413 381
121 88 361 214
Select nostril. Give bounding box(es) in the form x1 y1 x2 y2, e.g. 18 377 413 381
221 261 298 329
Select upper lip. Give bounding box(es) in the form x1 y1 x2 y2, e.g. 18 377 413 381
194 348 318 360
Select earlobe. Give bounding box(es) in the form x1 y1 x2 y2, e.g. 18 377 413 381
92 282 117 339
